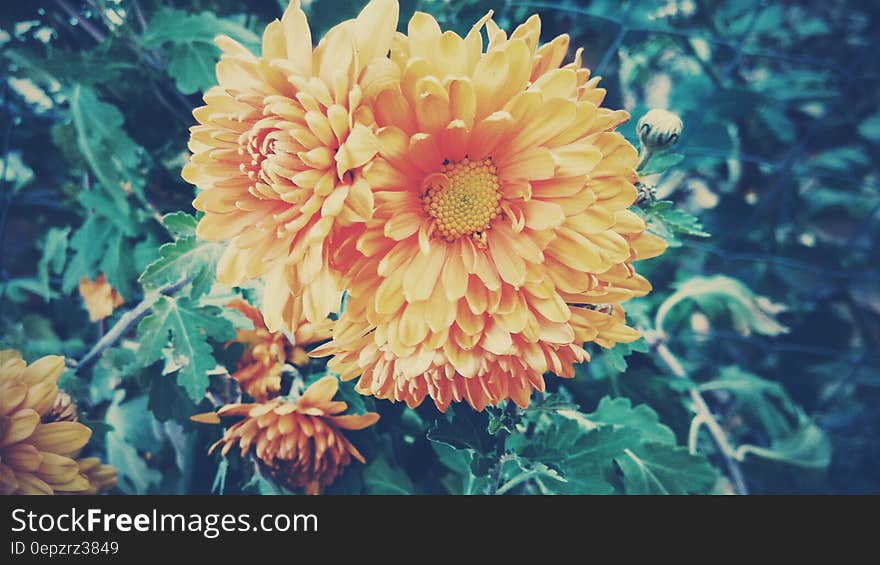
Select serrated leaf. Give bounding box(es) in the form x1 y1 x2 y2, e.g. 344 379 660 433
161 212 198 238
540 422 641 470
641 200 710 241
139 236 224 299
618 443 717 494
588 338 650 376
518 419 639 494
137 297 234 401
586 396 677 445
525 393 580 415
142 9 260 94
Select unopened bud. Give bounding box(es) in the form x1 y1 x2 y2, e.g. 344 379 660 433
638 109 683 152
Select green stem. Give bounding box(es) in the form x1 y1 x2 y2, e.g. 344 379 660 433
486 402 520 495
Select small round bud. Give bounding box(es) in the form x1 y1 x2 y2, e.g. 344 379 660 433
638 109 683 152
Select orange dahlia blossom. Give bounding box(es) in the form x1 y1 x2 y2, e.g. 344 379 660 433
0 350 100 494
314 10 667 411
182 0 399 333
193 376 378 494
78 274 124 322
226 299 332 401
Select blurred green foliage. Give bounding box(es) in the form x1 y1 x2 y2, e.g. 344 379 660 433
1 0 877 494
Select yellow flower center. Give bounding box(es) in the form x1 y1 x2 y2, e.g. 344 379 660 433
421 157 502 244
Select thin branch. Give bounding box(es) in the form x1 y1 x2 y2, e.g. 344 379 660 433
647 334 749 495
131 0 149 33
73 276 190 374
52 0 108 43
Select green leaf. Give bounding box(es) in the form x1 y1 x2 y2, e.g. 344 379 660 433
137 297 234 402
584 338 650 377
142 9 260 94
495 455 568 495
586 396 677 445
655 275 789 336
699 366 793 436
639 200 710 247
518 419 637 494
533 421 640 470
139 236 224 300
427 407 490 453
162 212 198 238
363 456 414 494
524 393 580 416
99 229 136 298
165 42 219 95
77 187 133 235
68 84 144 197
700 367 831 470
104 391 162 494
148 373 199 423
89 347 138 405
61 215 114 293
736 421 831 469
36 227 69 300
618 443 717 494
106 433 162 494
430 443 490 494
640 151 685 175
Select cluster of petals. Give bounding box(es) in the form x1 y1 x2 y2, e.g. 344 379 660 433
185 0 666 413
0 350 116 495
193 376 378 494
226 299 331 401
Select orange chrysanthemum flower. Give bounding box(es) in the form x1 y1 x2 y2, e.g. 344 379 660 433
0 350 115 495
78 274 124 322
183 0 399 333
227 299 332 401
315 10 667 411
193 376 378 494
